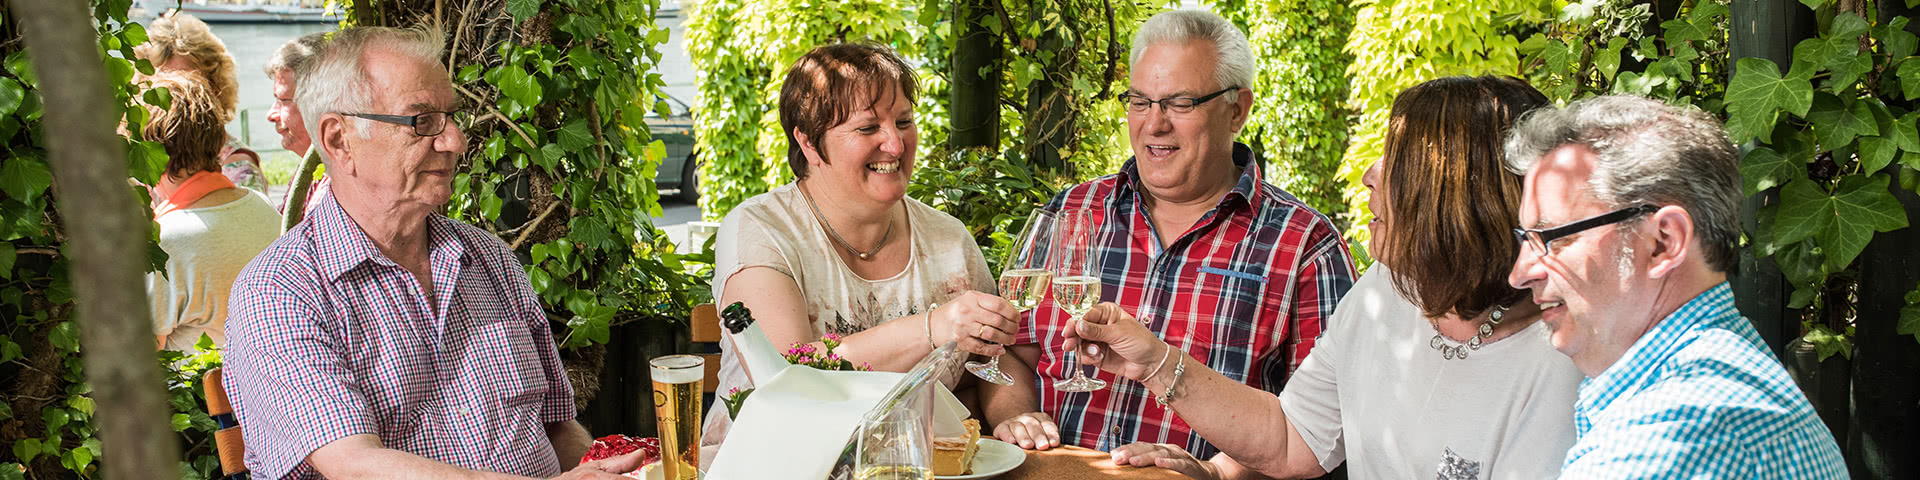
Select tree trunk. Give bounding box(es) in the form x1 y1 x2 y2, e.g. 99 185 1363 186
9 0 180 477
949 0 1001 152
1020 1 1076 173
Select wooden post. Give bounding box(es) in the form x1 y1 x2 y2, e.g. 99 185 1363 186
7 0 181 477
1728 0 1812 356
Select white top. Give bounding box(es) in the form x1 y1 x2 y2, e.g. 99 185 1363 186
1277 265 1581 479
702 183 995 446
148 190 282 352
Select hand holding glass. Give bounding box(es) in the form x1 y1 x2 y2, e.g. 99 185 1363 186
966 208 1055 385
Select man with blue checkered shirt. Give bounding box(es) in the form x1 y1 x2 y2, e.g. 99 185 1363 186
1503 95 1847 479
224 26 644 479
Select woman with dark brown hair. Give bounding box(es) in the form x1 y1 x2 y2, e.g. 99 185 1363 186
1064 76 1582 479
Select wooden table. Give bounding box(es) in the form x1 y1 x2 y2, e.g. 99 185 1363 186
998 446 1187 480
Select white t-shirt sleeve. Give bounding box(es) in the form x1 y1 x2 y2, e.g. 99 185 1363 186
710 203 798 301
1277 282 1352 472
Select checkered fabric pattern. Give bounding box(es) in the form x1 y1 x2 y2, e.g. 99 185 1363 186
1015 142 1356 459
1561 283 1849 479
224 196 575 479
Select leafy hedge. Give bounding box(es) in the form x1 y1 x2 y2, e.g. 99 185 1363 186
1214 0 1359 229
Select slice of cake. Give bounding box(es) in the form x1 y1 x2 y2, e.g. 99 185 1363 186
929 419 982 476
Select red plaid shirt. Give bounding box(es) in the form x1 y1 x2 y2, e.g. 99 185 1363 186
224 196 575 479
1015 143 1356 458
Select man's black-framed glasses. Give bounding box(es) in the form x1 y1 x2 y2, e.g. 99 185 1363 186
1513 204 1659 255
1117 86 1239 115
344 111 457 137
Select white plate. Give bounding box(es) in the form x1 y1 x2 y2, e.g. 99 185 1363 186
936 438 1026 480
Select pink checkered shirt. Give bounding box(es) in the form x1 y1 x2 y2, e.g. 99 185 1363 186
224 196 574 479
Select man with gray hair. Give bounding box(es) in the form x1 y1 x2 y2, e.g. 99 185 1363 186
263 31 332 214
1000 8 1355 459
224 26 645 479
1504 95 1847 478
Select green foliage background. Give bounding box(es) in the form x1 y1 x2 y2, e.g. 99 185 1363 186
1213 0 1359 230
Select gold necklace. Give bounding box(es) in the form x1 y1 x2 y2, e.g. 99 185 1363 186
798 181 894 261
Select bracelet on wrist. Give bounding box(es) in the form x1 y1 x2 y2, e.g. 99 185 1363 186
1155 352 1186 408
1141 342 1174 383
925 302 940 351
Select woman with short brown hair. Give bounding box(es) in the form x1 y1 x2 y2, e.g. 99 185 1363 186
1069 76 1583 479
135 12 267 194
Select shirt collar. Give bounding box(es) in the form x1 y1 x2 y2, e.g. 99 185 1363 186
310 194 468 282
1575 282 1738 414
1115 141 1264 210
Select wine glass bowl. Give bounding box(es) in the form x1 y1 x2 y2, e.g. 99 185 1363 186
1050 208 1108 393
855 408 934 480
965 208 1055 386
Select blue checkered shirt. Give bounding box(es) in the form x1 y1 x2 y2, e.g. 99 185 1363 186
224 196 575 479
1562 283 1848 479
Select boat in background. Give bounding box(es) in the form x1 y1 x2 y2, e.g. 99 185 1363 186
140 0 343 24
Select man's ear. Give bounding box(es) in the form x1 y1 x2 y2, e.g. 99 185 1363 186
794 128 827 166
1643 205 1694 280
317 114 354 175
1228 88 1254 133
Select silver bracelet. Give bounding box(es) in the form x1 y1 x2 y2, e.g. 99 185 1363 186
1141 343 1174 383
925 302 940 351
1155 350 1186 407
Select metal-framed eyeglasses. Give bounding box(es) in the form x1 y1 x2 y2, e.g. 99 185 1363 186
1512 204 1659 256
1117 86 1239 115
344 111 459 137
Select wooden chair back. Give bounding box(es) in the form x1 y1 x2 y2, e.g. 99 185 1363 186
203 367 248 480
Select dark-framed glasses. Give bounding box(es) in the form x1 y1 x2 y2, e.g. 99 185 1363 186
1513 204 1659 255
344 111 457 136
1117 86 1239 114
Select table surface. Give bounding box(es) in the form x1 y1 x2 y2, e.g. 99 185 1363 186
997 445 1187 480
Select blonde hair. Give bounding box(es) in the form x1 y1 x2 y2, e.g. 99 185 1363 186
134 13 239 122
138 72 228 180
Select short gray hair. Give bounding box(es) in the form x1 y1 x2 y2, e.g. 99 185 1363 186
1504 95 1741 273
296 26 444 156
1129 9 1254 105
263 31 331 77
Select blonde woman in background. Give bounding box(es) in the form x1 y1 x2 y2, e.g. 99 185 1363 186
136 12 266 194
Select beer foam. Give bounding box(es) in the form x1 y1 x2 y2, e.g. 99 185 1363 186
650 355 706 383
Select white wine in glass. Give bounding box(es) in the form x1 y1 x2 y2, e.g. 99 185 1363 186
1051 208 1108 392
967 208 1055 386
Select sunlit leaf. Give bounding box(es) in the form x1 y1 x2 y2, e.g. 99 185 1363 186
1725 58 1812 144
1740 146 1800 195
1776 175 1910 271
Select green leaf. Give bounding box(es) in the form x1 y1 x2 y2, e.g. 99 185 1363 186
505 0 538 23
48 321 78 352
1893 112 1920 153
142 85 172 111
0 77 23 117
557 120 593 151
171 413 191 432
41 407 68 434
0 336 18 363
1805 94 1877 149
1877 17 1917 61
122 22 148 46
67 396 93 417
0 242 13 278
0 155 53 203
1740 146 1801 195
1726 58 1813 144
1901 58 1920 101
494 65 541 106
1595 37 1627 81
1862 136 1898 173
0 398 10 420
64 446 91 471
1803 324 1852 361
1801 0 1831 11
1777 176 1910 271
1901 286 1920 345
14 438 40 462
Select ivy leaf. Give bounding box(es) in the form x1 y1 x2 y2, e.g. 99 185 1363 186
1877 17 1917 61
1805 94 1877 149
0 154 53 203
0 242 13 279
1595 37 1627 81
505 0 538 24
557 120 593 152
1777 176 1910 271
65 446 92 471
1901 58 1920 101
1900 287 1920 345
1726 58 1812 144
48 321 79 352
171 413 191 432
1893 112 1920 153
14 438 40 462
1802 324 1852 361
1824 52 1871 91
1740 146 1801 195
0 396 10 420
41 407 68 434
1861 136 1898 173
0 335 18 363
0 77 24 118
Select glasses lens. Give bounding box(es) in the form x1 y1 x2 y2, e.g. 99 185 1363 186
1123 95 1151 111
415 112 446 136
1166 98 1198 113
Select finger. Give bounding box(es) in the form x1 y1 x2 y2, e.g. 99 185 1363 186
1038 415 1061 448
972 291 1021 320
1156 457 1210 479
594 449 648 473
1110 443 1161 467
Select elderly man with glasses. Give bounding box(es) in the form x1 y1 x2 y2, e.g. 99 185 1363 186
1504 95 1848 478
223 26 644 479
996 9 1356 458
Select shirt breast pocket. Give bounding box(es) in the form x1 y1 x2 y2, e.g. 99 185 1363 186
467 315 550 411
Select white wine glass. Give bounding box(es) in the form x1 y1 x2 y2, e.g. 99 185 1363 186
966 208 1055 385
1050 207 1107 392
855 408 933 480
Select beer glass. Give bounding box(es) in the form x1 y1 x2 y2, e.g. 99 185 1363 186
651 355 705 479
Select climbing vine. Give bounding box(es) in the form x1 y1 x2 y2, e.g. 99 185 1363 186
1212 0 1358 227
